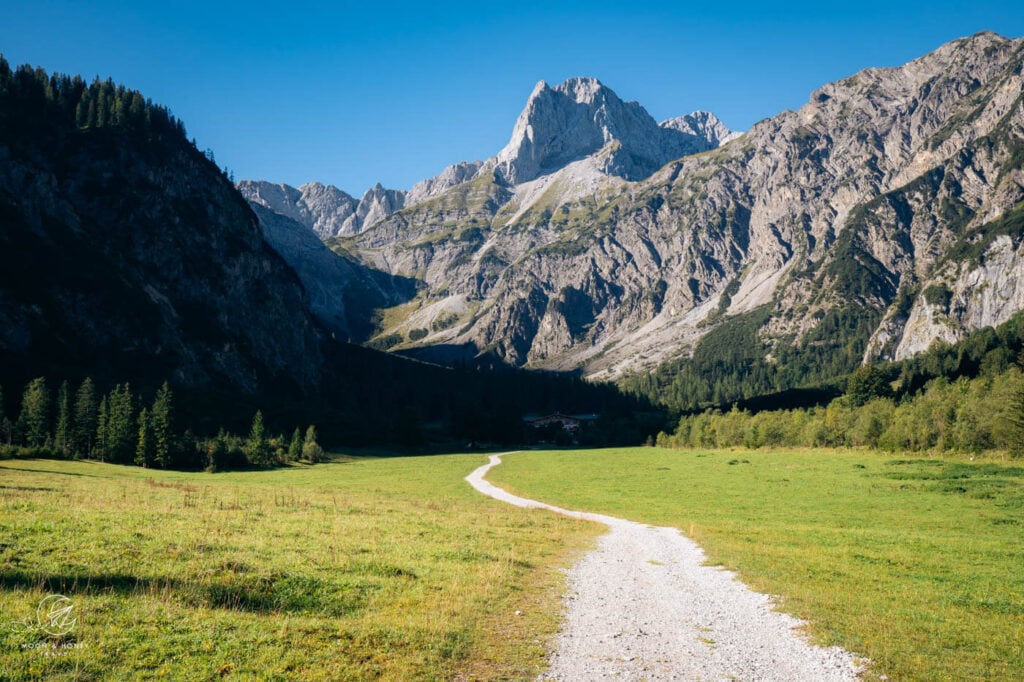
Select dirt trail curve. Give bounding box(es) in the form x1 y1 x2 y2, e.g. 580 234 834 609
466 453 864 681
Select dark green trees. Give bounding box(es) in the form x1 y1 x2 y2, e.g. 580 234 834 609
54 381 71 455
73 378 98 457
16 377 50 447
150 383 174 468
245 411 273 468
846 365 893 407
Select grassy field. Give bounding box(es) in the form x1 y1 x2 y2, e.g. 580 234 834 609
489 447 1024 682
0 454 598 681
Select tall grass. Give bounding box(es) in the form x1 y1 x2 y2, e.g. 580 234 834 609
0 455 597 680
490 448 1024 681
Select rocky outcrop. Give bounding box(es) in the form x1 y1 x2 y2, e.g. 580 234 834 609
660 110 743 148
406 160 485 205
239 180 359 238
238 179 409 237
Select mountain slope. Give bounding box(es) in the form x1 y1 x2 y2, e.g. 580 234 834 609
0 65 324 396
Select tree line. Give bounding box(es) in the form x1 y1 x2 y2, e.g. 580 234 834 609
656 362 1024 456
0 54 187 144
0 377 323 471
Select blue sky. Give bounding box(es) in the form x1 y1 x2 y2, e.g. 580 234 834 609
2 1 1023 196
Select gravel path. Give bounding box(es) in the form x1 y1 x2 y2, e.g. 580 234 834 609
466 454 864 681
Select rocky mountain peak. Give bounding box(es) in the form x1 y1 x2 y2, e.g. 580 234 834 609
494 76 734 184
660 110 742 148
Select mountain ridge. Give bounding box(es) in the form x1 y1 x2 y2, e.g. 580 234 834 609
246 31 1024 409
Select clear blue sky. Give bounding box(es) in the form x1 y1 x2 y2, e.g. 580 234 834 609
3 1 1023 196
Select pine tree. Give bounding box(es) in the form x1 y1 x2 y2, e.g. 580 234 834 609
245 411 272 468
150 382 174 468
301 425 324 463
0 383 10 446
135 407 153 467
95 396 108 461
16 377 50 447
54 381 71 456
72 378 98 458
287 428 303 461
105 384 136 464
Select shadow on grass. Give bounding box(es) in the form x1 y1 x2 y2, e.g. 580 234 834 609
0 570 375 616
0 465 99 477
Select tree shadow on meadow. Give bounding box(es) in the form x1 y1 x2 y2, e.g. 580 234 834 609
0 570 377 616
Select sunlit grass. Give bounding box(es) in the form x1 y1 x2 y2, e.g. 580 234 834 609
0 454 598 680
489 447 1024 682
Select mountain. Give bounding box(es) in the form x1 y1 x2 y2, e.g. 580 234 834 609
287 31 1020 403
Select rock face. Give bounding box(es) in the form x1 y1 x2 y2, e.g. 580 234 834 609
253 32 1024 383
253 204 415 341
239 180 359 238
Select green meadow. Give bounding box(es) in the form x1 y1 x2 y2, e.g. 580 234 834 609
489 447 1024 681
0 455 597 681
3 448 1023 681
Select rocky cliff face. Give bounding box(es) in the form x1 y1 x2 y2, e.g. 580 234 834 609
251 32 1024 384
239 179 411 237
252 204 415 341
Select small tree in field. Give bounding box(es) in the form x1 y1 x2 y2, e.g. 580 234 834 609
287 428 303 461
245 410 273 468
301 425 324 463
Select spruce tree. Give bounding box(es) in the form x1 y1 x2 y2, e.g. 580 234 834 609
135 407 152 467
245 411 272 468
105 384 136 464
54 381 71 456
73 378 98 458
150 382 174 468
95 396 108 461
0 383 10 446
287 428 303 461
302 425 324 463
16 377 50 447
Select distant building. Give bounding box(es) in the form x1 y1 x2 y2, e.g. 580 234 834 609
523 412 599 433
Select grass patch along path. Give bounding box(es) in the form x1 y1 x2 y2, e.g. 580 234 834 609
488 448 1024 682
0 454 597 681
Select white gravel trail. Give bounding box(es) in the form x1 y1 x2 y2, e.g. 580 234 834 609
466 454 864 681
